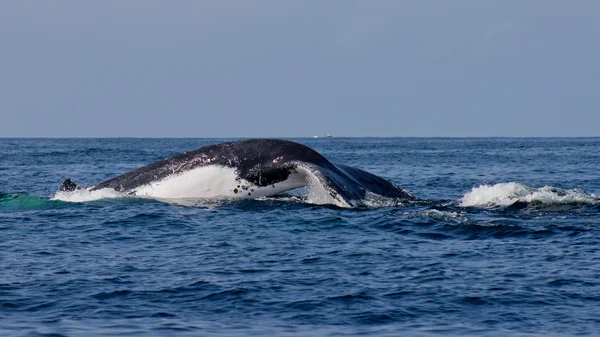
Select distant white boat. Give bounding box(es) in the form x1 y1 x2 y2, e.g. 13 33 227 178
313 136 319 138
326 134 333 138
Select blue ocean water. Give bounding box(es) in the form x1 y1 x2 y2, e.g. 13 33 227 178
1 138 599 337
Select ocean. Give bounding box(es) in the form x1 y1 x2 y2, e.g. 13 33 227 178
1 138 599 337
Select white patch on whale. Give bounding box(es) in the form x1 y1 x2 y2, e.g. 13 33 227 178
53 164 352 207
301 166 351 208
133 165 240 198
132 165 312 199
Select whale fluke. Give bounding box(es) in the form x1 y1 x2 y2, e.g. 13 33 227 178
56 139 414 207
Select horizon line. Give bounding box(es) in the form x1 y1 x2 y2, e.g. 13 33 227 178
1 136 599 139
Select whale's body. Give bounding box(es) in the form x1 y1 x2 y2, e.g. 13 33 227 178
59 139 413 207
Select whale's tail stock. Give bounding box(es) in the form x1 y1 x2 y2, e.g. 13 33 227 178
59 178 80 192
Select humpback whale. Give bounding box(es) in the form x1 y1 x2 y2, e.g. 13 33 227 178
58 139 413 207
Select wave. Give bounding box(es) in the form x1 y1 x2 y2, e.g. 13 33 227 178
460 182 598 208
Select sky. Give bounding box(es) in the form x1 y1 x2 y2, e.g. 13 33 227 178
1 1 599 137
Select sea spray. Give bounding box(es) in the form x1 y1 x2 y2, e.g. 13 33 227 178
460 182 598 207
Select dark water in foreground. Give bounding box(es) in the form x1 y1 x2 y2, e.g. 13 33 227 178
1 138 600 337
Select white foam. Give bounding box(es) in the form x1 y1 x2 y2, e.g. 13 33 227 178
51 188 126 202
361 191 408 208
421 209 462 218
460 182 598 207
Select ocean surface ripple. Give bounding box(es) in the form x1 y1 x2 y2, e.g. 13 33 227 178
1 138 599 337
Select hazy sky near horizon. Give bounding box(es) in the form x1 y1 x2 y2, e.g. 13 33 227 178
1 1 599 137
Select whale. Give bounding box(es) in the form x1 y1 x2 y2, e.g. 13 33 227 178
58 139 413 207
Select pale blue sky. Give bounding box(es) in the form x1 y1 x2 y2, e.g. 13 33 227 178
1 1 599 137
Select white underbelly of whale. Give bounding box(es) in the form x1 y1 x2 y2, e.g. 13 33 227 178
132 165 308 199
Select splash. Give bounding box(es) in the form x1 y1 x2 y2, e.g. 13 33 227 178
51 188 126 202
460 182 598 208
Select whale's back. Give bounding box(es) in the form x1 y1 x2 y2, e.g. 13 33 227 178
61 139 413 207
